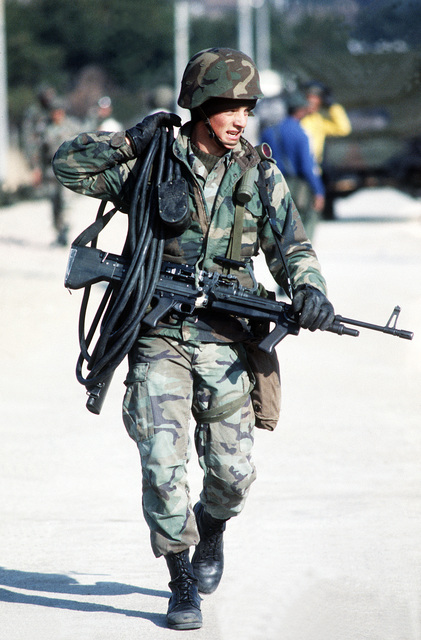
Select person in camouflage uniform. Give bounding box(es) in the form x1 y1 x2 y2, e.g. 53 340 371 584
23 91 80 245
40 98 81 245
22 84 57 186
53 48 335 630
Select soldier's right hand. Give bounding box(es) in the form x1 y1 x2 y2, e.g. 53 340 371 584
126 112 182 155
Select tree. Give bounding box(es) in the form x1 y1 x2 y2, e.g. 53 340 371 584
6 0 174 124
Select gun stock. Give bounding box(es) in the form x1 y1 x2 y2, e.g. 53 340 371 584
65 245 128 289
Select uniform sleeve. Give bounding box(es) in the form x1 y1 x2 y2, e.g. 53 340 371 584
259 163 328 295
320 104 352 137
52 130 138 207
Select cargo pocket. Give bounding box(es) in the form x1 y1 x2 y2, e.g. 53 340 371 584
192 366 253 427
122 362 154 443
195 350 255 455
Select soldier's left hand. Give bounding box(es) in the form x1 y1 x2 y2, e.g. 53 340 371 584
292 285 335 331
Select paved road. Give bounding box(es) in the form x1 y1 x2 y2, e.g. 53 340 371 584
1 190 420 639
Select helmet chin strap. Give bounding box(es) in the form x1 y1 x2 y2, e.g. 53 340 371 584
199 107 232 152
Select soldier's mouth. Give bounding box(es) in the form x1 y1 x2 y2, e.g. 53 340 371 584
226 130 242 140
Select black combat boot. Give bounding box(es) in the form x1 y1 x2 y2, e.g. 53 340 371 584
191 501 227 594
165 549 202 630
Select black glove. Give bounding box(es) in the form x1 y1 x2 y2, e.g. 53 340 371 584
126 111 182 155
292 285 335 331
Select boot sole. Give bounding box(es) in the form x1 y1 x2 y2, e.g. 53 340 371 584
167 621 203 630
167 617 203 630
198 584 218 595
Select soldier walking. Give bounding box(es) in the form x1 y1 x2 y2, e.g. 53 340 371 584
53 48 335 630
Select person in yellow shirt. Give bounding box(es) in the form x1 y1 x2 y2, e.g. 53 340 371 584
301 81 352 166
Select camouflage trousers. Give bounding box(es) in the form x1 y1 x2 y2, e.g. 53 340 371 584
122 334 256 557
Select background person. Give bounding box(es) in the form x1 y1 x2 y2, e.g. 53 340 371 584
87 95 123 132
22 84 57 191
40 98 81 245
301 81 351 218
301 80 352 167
260 90 325 240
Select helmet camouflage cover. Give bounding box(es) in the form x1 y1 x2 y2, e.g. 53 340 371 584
178 47 264 110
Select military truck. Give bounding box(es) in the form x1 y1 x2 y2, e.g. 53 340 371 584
323 108 421 218
319 48 421 218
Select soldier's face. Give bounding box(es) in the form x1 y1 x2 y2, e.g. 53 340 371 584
208 105 252 149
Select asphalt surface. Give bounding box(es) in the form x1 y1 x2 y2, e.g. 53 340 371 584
1 188 420 639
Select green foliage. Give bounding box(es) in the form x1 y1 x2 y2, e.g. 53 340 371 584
6 0 174 123
8 0 174 87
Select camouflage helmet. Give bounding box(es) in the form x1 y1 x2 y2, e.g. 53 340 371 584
178 47 264 110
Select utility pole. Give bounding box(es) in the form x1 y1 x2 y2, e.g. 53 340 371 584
174 0 190 119
0 0 8 186
237 0 254 60
255 0 270 71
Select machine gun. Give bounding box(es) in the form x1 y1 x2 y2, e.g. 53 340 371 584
142 258 414 353
64 247 413 413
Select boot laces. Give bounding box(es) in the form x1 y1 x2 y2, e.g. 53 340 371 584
171 576 197 604
169 556 198 605
197 529 223 561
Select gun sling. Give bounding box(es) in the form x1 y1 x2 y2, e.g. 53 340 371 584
222 173 282 431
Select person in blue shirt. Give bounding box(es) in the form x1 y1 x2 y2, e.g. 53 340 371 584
260 91 325 240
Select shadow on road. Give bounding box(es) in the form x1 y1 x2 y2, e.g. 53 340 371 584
0 567 169 627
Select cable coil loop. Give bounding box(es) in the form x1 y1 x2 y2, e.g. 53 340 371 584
75 125 178 412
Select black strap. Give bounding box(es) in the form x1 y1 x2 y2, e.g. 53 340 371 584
72 201 119 248
257 163 293 300
224 202 245 275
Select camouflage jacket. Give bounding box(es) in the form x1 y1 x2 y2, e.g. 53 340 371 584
53 122 327 343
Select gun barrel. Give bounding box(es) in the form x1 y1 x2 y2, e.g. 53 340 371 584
388 328 414 340
335 315 414 340
327 322 359 337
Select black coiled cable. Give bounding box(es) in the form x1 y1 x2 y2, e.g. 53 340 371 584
75 125 176 412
